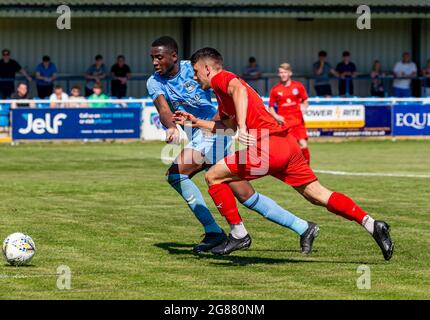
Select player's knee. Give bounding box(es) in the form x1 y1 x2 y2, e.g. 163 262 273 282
166 173 188 187
204 170 216 186
235 189 256 204
205 167 224 186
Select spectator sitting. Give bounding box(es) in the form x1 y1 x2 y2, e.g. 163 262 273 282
370 60 386 97
110 55 131 98
0 48 32 99
392 52 417 97
241 56 262 93
36 55 57 99
68 85 87 108
336 51 357 96
49 85 69 108
85 54 107 97
10 82 35 109
88 83 110 108
421 59 430 97
313 50 337 96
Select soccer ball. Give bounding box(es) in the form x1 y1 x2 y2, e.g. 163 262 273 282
2 233 36 266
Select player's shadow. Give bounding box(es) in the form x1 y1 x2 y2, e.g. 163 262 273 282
154 242 379 266
156 242 320 266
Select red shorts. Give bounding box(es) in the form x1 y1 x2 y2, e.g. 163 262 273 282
224 133 317 187
288 124 308 141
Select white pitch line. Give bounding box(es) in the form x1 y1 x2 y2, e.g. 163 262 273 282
314 169 430 179
161 156 430 179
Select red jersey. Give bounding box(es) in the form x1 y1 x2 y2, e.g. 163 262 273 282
269 80 308 128
211 70 287 138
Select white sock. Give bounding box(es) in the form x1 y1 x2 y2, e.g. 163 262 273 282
230 222 248 239
362 215 375 235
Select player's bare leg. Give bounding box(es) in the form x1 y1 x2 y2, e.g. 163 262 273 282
294 180 394 260
229 179 319 253
166 148 227 253
204 160 252 255
205 160 319 255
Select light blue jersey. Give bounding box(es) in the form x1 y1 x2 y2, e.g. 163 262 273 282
147 60 216 121
146 60 231 164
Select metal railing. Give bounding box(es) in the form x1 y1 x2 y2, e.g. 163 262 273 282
1 74 430 97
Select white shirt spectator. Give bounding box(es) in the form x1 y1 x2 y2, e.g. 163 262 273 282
49 92 69 108
393 61 417 89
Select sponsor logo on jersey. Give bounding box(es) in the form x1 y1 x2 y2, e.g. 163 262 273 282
184 80 196 93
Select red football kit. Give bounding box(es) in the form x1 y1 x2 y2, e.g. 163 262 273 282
207 70 367 227
210 70 316 186
269 80 308 141
269 80 311 163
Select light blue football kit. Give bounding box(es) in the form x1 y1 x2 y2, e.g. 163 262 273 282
147 60 230 164
146 60 309 236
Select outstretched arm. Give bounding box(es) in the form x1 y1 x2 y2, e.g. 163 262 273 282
173 111 237 136
153 94 180 144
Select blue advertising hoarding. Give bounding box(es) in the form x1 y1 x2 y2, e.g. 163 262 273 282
12 108 141 140
392 104 430 136
306 105 392 137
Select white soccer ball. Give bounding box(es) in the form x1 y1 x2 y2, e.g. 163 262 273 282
2 233 36 266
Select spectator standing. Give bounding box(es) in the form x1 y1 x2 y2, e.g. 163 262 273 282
110 55 131 98
336 51 357 96
88 83 110 108
370 60 386 97
49 85 68 108
0 49 32 99
241 57 262 93
36 56 57 98
421 59 430 97
68 85 87 108
392 52 417 97
10 82 34 108
85 54 107 97
312 50 337 96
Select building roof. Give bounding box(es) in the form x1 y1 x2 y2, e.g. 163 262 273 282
0 1 429 18
0 1 428 5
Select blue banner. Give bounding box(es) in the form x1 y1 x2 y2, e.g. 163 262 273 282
307 105 392 137
12 108 141 140
392 104 430 136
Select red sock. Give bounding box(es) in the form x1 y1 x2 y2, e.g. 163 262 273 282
327 192 367 224
208 184 242 225
302 147 310 164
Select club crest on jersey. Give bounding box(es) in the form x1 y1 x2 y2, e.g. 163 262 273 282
292 88 299 95
184 80 196 93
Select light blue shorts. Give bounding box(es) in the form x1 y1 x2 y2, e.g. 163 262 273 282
185 129 232 165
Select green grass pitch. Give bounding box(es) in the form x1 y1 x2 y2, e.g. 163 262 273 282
0 140 429 299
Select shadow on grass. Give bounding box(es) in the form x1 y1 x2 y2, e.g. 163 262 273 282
154 242 368 266
154 242 380 266
3 264 37 268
